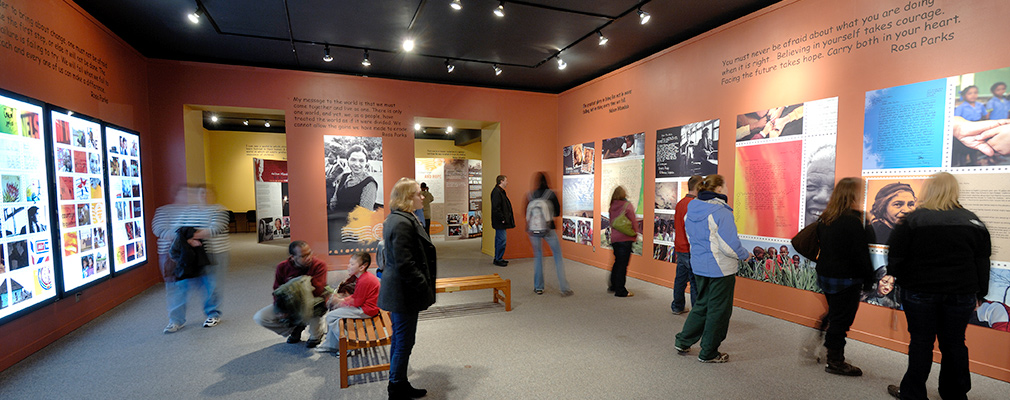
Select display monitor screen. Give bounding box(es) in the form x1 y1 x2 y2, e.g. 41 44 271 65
50 109 110 293
105 126 147 272
0 91 57 322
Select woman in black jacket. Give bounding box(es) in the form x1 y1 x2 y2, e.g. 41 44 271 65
378 178 437 399
886 172 991 399
814 177 875 376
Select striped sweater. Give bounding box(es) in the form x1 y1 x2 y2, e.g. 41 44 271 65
152 204 230 254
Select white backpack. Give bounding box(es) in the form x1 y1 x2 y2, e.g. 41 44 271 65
526 191 553 237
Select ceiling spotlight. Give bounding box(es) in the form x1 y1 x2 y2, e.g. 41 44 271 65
414 123 421 131
243 119 249 126
445 59 455 73
638 8 651 24
597 31 608 46
264 120 271 128
446 126 454 133
361 50 371 67
210 114 219 122
188 8 202 24
450 0 462 11
493 64 502 76
557 57 567 70
322 45 333 62
402 38 415 52
67 111 74 116
494 1 505 17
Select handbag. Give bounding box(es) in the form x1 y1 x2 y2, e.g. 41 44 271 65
611 202 636 237
791 220 820 261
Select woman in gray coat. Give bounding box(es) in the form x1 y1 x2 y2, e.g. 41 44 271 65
378 178 437 399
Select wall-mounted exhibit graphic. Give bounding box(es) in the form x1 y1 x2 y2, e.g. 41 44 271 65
254 158 289 243
600 133 644 254
657 119 719 178
324 135 383 255
51 109 110 293
0 90 56 323
414 158 482 240
105 126 147 273
864 177 925 246
466 160 483 238
737 237 817 292
415 158 445 238
562 142 594 245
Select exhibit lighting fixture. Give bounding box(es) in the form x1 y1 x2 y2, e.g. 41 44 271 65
322 45 333 62
557 55 567 70
451 0 462 11
414 123 421 131
493 64 502 75
598 31 608 46
210 114 218 123
243 119 249 126
188 8 202 24
445 59 455 73
264 120 271 128
403 38 415 52
494 2 505 17
67 111 74 116
446 126 454 133
638 8 650 24
361 50 371 67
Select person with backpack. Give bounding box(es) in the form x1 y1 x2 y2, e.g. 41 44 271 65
526 172 571 296
608 186 638 297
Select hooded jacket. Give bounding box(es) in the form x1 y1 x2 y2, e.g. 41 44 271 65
684 191 749 278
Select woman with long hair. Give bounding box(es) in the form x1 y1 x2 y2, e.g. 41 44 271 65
869 182 916 244
885 172 991 399
813 177 876 376
674 174 751 363
378 178 437 399
608 186 639 297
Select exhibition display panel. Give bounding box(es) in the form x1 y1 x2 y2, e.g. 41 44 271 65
105 125 148 273
0 90 57 323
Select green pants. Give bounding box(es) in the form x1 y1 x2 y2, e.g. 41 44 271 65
675 274 736 361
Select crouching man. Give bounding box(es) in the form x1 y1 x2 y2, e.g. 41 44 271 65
253 240 329 347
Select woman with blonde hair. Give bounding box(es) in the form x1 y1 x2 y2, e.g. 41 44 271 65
378 178 437 399
886 172 991 399
674 174 751 363
608 185 639 297
812 177 875 376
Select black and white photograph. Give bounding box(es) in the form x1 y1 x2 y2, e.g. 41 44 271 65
323 135 383 255
802 136 836 227
656 119 719 178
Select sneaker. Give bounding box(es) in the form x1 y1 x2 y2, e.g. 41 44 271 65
561 290 574 297
886 384 900 398
672 309 688 315
305 338 322 348
203 317 220 327
163 323 184 334
698 352 729 363
825 361 863 376
674 345 690 355
314 346 339 354
535 289 544 295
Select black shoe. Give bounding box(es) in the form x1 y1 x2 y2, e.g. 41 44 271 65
492 259 507 267
825 361 862 376
305 338 322 348
389 381 427 399
886 384 900 398
287 325 305 344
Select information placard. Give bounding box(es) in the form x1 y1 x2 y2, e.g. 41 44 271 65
105 125 147 273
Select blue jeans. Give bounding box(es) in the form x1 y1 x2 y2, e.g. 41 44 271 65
671 252 697 312
494 228 507 261
529 231 569 292
899 290 975 400
389 311 420 384
164 253 226 325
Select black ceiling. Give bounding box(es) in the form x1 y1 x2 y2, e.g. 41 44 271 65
74 0 779 94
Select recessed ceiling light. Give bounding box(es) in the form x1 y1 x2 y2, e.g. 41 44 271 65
638 8 651 25
598 31 608 46
67 111 74 116
414 123 421 131
361 50 371 67
403 38 415 52
322 45 333 62
243 119 249 126
557 57 567 70
445 59 455 73
446 126 454 133
493 64 502 76
210 114 218 122
264 120 271 128
188 8 201 24
494 1 505 17
450 0 462 11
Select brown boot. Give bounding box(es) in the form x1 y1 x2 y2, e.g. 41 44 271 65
824 348 862 376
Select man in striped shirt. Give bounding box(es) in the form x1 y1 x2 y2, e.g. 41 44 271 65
153 185 230 333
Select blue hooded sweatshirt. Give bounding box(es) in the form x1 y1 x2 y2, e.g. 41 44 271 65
684 191 750 278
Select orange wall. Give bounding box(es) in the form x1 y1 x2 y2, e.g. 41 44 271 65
0 0 158 371
557 0 1010 381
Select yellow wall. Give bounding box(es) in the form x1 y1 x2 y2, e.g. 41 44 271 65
414 138 481 159
203 130 288 211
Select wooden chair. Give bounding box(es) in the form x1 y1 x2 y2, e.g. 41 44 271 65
339 309 393 388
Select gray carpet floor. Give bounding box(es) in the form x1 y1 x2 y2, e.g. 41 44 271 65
0 233 1006 399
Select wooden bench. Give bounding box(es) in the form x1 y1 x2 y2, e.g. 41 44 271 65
435 274 512 312
338 309 393 388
